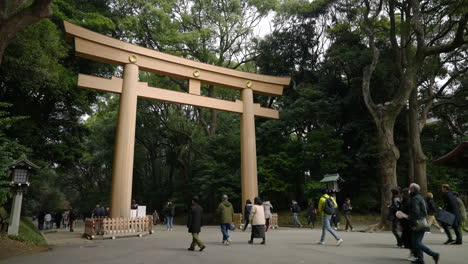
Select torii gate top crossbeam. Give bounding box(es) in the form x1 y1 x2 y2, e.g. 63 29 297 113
63 21 290 96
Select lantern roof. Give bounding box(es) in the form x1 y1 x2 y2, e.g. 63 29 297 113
320 173 345 183
8 154 40 170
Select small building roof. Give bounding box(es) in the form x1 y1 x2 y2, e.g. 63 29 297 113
320 173 345 183
433 142 468 169
8 154 40 170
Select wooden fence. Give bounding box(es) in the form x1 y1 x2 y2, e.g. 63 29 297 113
236 213 279 230
84 216 153 239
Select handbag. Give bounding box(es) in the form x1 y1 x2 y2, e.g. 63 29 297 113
415 218 429 232
436 209 455 226
415 199 429 232
229 223 236 231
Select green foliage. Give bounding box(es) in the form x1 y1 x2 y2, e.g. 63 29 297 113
9 218 47 246
0 0 466 218
0 103 29 206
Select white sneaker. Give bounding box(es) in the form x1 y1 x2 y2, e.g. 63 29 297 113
407 256 417 261
336 239 343 246
317 241 324 245
440 228 445 233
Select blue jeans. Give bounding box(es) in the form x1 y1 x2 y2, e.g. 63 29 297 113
412 230 438 263
220 223 230 241
166 216 173 229
293 213 302 227
320 215 340 242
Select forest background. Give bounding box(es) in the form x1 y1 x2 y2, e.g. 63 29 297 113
0 0 466 225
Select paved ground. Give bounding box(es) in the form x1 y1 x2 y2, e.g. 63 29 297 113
1 225 467 264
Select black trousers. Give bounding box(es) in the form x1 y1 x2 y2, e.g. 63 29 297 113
392 219 402 246
442 222 462 243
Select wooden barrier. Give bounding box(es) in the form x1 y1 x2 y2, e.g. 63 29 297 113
270 213 279 229
233 213 243 229
84 216 153 239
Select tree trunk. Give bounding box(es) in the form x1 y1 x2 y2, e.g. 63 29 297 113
376 117 399 228
406 110 415 185
408 89 428 193
0 0 53 65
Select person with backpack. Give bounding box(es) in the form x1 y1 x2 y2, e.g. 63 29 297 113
317 188 343 246
290 200 303 228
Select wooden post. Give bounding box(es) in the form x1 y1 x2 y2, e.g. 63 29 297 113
241 87 258 215
110 62 139 218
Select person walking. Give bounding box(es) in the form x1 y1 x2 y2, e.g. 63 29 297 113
44 212 52 229
262 198 273 232
425 192 443 233
93 204 105 218
407 183 440 264
399 187 418 261
152 209 160 225
217 194 234 245
342 198 353 232
163 201 175 231
453 192 467 233
55 211 63 229
249 197 266 245
187 197 206 252
69 208 76 232
62 210 69 229
441 184 462 244
242 199 252 231
306 201 317 228
389 188 403 247
291 200 302 228
37 211 45 230
317 188 343 246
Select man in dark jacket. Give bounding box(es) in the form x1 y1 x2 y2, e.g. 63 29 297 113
441 184 462 244
291 200 302 228
217 194 234 245
187 197 205 251
408 183 440 264
163 201 175 231
342 198 353 231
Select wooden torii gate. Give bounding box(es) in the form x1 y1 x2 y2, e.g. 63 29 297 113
64 21 290 218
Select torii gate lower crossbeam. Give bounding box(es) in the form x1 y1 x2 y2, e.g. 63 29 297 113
63 21 290 218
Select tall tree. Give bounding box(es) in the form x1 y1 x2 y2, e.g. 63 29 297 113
0 0 53 65
360 0 468 229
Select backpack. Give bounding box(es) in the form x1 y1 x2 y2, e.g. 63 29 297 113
324 197 336 214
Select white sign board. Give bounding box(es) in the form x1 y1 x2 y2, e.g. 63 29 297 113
130 209 137 218
137 206 146 217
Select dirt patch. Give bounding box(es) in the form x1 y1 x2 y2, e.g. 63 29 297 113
0 236 48 261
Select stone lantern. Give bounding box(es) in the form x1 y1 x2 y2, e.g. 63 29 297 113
7 155 39 236
320 173 345 197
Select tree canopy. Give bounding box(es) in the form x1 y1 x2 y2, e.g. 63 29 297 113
0 0 466 222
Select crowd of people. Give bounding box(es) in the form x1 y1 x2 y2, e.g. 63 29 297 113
388 183 465 264
35 209 77 232
32 182 465 263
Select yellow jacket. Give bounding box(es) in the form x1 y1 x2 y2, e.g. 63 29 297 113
318 194 337 216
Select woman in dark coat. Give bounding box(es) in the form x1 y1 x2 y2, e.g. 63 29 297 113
400 188 416 261
243 199 252 231
187 197 205 251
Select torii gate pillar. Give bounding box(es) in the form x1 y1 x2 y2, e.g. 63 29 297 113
63 21 290 219
110 63 139 218
241 87 258 205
